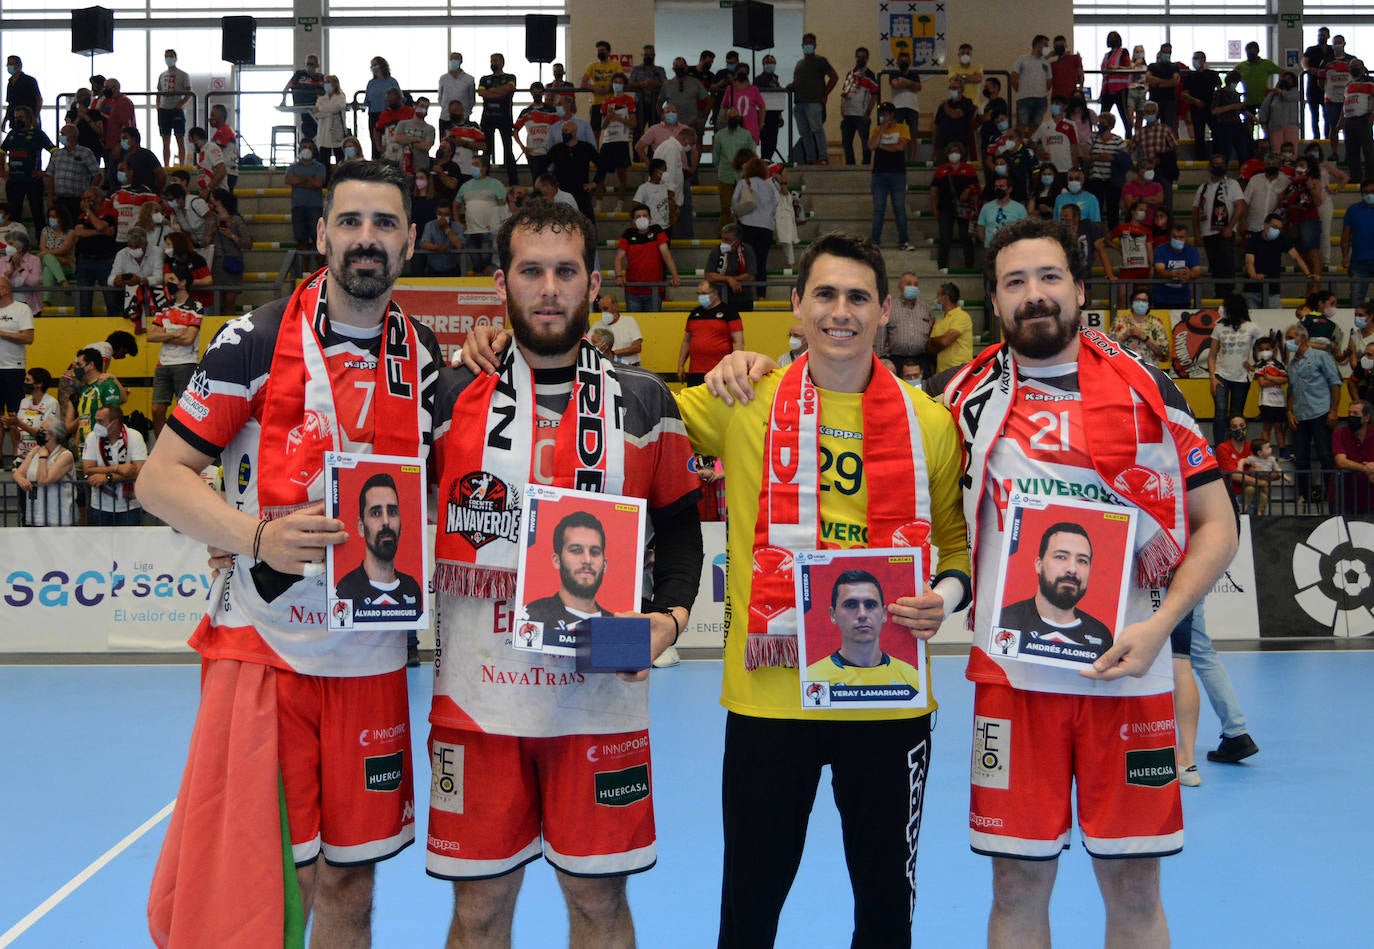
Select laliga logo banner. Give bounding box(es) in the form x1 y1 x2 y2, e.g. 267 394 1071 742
0 527 213 652
1252 516 1374 637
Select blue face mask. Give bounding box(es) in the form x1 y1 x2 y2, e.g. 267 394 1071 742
698 293 713 307
1354 316 1368 329
1170 238 1185 250
997 119 1010 132
1050 104 1062 117
802 44 816 56
1285 338 1299 353
1132 300 1150 315
902 286 919 300
1266 227 1281 240
1364 193 1374 205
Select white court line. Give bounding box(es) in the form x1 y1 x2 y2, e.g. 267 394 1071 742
0 800 175 948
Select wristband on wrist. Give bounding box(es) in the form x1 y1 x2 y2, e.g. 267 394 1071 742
656 607 683 644
252 518 268 562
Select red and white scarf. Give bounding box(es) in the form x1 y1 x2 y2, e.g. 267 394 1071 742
434 340 626 599
257 268 425 518
746 353 932 670
947 327 1189 596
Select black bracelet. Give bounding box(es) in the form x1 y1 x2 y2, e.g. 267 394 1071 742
252 519 268 562
656 607 682 644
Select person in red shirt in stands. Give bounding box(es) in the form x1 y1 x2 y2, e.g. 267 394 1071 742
1214 415 1253 511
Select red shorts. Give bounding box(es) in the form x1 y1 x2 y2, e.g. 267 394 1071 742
276 667 415 865
969 684 1182 859
426 726 656 880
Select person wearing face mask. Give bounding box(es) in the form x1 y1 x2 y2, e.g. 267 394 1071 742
932 78 975 162
154 50 192 166
1084 111 1127 230
115 125 165 194
13 417 75 526
83 403 145 524
580 41 619 138
931 142 980 270
1284 322 1343 503
948 42 985 88
1344 184 1374 317
417 198 466 276
1339 59 1374 183
311 74 348 167
977 76 1010 157
1052 168 1101 223
1191 156 1246 297
628 45 667 139
713 107 754 222
592 293 645 365
545 119 598 218
363 56 400 160
880 272 935 375
1121 156 1163 220
1300 290 1346 359
976 176 1029 253
47 122 102 226
594 72 637 208
1303 28 1334 140
1129 101 1179 209
1105 199 1154 308
0 228 40 316
391 95 436 177
456 156 508 273
39 207 77 301
614 202 681 312
1322 35 1356 160
1204 292 1265 443
63 345 120 446
444 103 491 177
631 158 672 231
838 47 879 166
678 279 743 384
1144 44 1181 129
145 267 204 435
1245 212 1310 307
1241 151 1292 235
1206 69 1246 164
107 227 160 329
1099 32 1134 136
0 273 34 462
648 123 699 239
278 54 322 147
513 85 559 182
3 55 41 135
754 54 786 161
1250 336 1291 458
1048 35 1085 100
108 157 160 252
1151 223 1203 308
1010 34 1054 130
776 322 807 367
719 65 765 146
1030 95 1078 181
1331 398 1374 513
1 106 53 228
5 365 55 463
1347 337 1374 406
865 101 912 250
788 33 839 164
437 52 476 124
1179 52 1222 160
284 139 327 250
658 57 709 144
96 79 135 175
375 87 416 165
1260 70 1302 151
71 185 126 318
887 53 923 160
477 55 518 184
1281 157 1327 289
705 223 757 310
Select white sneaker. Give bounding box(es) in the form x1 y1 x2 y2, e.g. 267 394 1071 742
652 645 681 668
1180 764 1202 787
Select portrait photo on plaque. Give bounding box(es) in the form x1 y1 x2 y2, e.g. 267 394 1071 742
987 495 1137 670
512 485 646 657
795 548 931 711
325 452 429 631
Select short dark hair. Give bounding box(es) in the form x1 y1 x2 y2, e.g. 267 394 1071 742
122 126 141 144
794 230 887 301
187 126 207 141
553 510 605 553
496 200 596 274
77 347 104 368
323 159 413 224
984 216 1085 290
831 569 884 609
1038 522 1093 558
358 472 399 516
107 330 138 357
27 367 53 390
1249 437 1269 454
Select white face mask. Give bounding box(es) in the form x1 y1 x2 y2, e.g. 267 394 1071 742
719 241 732 253
163 245 174 256
299 149 314 161
789 337 803 351
92 423 109 439
3 245 14 258
1257 349 1272 360
948 152 962 163
1362 356 1374 370
130 247 144 259
960 54 971 65
601 310 617 325
152 212 164 224
48 217 59 228
1143 170 1155 181
634 216 650 232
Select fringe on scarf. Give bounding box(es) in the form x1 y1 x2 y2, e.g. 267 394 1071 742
1136 531 1183 588
434 561 518 600
745 634 799 672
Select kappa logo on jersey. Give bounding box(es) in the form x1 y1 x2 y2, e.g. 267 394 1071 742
187 368 212 400
445 470 521 549
285 410 335 489
204 314 254 354
971 715 1011 790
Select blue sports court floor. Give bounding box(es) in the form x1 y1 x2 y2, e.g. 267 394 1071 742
2 650 1369 947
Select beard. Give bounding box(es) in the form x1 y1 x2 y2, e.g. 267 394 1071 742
1002 300 1081 360
328 239 403 301
366 528 399 562
1039 571 1086 611
559 561 605 600
510 292 593 357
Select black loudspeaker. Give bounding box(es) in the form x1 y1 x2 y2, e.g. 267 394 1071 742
221 16 257 66
525 14 556 64
732 0 774 52
71 7 115 56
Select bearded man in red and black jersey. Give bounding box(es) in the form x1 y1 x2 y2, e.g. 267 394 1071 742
138 160 442 948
